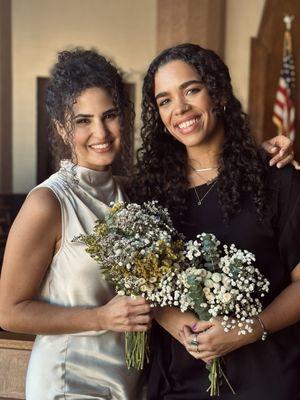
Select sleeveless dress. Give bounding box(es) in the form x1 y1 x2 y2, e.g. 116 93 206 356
26 160 145 400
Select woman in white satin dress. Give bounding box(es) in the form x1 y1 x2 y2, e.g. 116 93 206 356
0 49 151 400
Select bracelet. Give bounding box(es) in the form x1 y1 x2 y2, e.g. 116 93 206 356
254 315 268 341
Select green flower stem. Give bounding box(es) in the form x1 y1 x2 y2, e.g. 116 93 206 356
125 331 150 370
207 358 235 396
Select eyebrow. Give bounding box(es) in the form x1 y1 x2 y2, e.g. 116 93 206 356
73 107 118 119
102 107 118 117
73 114 93 119
155 79 202 101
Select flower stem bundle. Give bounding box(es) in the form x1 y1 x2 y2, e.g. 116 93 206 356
76 201 186 370
179 233 270 396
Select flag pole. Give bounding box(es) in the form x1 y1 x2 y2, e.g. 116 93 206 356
272 15 296 140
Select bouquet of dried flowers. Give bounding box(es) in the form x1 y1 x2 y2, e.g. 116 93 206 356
177 233 270 396
76 201 186 370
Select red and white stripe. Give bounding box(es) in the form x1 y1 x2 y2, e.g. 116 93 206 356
273 76 295 140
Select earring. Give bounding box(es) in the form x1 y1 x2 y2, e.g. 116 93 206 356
164 126 169 134
223 105 227 113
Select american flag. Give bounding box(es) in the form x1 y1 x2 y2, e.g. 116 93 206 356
272 31 296 140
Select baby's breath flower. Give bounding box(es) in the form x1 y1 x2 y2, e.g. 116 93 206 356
180 233 269 336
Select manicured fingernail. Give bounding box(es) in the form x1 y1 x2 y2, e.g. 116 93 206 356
269 160 275 166
277 163 282 168
271 146 277 153
191 323 197 330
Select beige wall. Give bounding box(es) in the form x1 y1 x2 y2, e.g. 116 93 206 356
12 0 156 193
224 0 265 110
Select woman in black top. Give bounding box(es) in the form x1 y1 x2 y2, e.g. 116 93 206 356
131 43 300 399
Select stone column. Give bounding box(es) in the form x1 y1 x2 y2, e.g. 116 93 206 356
156 0 226 56
0 0 12 193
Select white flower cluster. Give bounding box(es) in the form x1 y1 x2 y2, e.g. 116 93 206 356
144 265 198 310
179 234 270 336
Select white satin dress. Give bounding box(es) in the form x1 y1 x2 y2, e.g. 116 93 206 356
25 160 145 400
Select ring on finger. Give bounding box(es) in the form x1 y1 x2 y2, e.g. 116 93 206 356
196 345 201 353
191 334 198 346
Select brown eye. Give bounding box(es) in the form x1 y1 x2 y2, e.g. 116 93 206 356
186 87 200 96
158 98 170 107
103 112 117 120
76 118 90 124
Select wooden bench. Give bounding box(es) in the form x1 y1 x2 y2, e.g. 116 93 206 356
0 332 34 399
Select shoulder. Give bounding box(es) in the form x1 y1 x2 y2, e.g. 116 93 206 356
268 164 300 191
267 165 300 224
27 186 60 208
6 187 61 249
18 187 61 226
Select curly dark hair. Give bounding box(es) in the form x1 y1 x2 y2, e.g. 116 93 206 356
46 48 134 172
130 43 268 222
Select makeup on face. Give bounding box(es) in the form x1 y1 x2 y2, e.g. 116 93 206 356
66 87 122 171
154 60 222 149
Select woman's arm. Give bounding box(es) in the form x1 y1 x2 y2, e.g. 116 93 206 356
257 263 300 332
154 307 210 343
181 263 300 362
0 188 151 335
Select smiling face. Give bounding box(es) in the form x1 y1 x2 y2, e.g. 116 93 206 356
154 60 224 150
60 87 121 171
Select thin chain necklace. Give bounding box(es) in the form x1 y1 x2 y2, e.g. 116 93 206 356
193 178 217 206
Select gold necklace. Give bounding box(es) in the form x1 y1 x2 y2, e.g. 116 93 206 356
190 165 218 172
189 164 218 183
193 179 217 206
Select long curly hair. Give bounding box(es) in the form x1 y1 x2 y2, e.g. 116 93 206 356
130 43 268 221
46 48 134 172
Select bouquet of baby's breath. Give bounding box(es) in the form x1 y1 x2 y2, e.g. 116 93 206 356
177 233 270 396
76 201 186 370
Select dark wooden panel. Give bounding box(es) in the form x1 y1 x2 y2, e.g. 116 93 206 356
0 194 26 270
37 77 52 184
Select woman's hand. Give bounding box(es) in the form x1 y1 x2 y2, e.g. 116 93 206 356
97 295 152 333
179 317 261 363
262 135 300 169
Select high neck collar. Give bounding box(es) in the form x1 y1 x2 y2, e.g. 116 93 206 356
59 160 116 205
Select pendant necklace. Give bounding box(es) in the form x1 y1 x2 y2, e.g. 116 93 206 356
193 178 218 206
